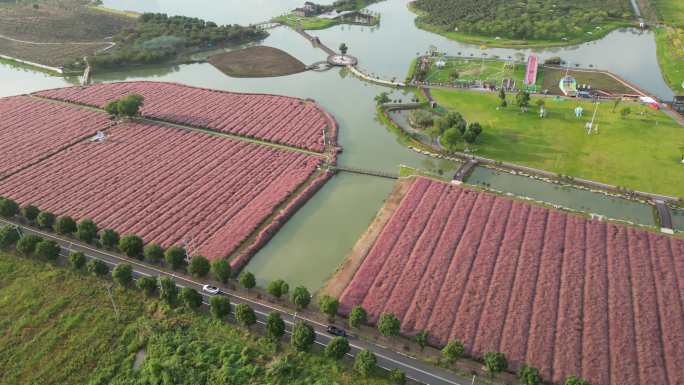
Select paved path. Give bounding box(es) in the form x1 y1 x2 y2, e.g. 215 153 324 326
453 159 478 182
348 65 405 87
294 28 336 56
654 200 674 231
0 217 475 385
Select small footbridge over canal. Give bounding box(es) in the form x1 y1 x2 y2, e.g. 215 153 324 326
452 159 479 182
654 200 674 233
328 165 398 179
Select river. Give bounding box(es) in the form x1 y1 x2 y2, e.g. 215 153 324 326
0 0 677 290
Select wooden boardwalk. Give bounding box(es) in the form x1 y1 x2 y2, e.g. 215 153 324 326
295 28 336 56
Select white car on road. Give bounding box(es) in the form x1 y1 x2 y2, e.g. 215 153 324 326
202 285 220 295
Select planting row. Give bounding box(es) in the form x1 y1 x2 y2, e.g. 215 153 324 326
0 120 323 262
339 177 684 385
0 95 112 177
34 81 334 152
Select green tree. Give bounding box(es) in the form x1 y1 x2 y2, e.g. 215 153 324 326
188 255 210 277
415 330 429 350
54 216 77 235
389 368 407 385
464 122 483 144
325 336 350 360
21 205 40 222
35 240 60 261
117 94 144 117
136 276 157 296
498 88 507 108
519 364 542 385
564 376 591 385
291 286 311 309
181 287 203 309
143 243 164 264
68 251 86 270
104 100 119 116
374 92 390 106
158 277 179 307
0 225 20 250
36 211 55 229
239 271 256 290
442 126 462 151
339 42 348 55
442 339 465 363
516 91 531 111
267 279 289 299
99 229 119 249
164 246 186 270
16 234 42 256
87 259 109 277
266 312 285 341
483 351 508 375
119 235 144 259
211 259 231 283
76 219 98 243
349 305 368 329
210 296 231 319
378 313 400 337
112 263 133 286
354 349 377 376
291 321 315 352
235 303 256 328
318 295 339 319
0 197 19 218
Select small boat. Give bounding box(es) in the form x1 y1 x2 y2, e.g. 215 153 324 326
559 75 578 97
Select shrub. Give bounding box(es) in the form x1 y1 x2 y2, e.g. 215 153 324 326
415 330 429 350
187 255 210 277
378 313 400 337
210 296 231 319
35 240 60 261
112 263 133 286
119 235 144 259
291 286 311 309
21 205 40 222
76 219 98 243
235 303 256 328
136 276 157 296
291 321 315 352
99 229 120 249
68 252 86 270
164 246 186 270
519 364 542 385
484 351 508 374
87 259 109 277
143 243 164 264
389 368 406 385
266 312 285 341
0 225 20 249
239 271 256 290
54 216 77 235
442 339 465 363
36 211 55 229
158 277 178 307
181 287 202 309
325 336 350 360
267 279 289 299
564 376 591 385
16 234 42 256
349 306 367 329
211 259 231 283
0 197 19 218
354 349 376 376
318 295 339 319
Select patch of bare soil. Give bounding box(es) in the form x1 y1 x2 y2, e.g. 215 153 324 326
319 177 415 299
208 45 307 78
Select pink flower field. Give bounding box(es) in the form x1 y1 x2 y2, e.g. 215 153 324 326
339 177 684 385
34 81 335 152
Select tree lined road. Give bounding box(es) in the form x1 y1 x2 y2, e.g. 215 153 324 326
0 217 473 385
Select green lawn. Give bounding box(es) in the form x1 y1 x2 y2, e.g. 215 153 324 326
0 253 396 385
430 89 684 196
654 0 684 24
424 57 529 86
655 27 684 92
273 14 338 30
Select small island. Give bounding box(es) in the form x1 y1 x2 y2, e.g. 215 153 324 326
273 0 382 30
208 46 307 78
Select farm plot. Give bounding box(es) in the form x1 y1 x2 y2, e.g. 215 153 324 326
0 120 323 264
34 81 336 152
0 95 112 178
339 177 684 385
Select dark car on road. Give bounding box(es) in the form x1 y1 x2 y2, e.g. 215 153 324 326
326 325 347 337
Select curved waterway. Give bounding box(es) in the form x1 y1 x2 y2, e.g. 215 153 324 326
1 0 676 290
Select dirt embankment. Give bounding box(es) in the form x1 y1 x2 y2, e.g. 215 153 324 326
319 177 415 299
208 46 307 78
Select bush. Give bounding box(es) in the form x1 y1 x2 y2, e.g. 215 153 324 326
349 306 367 329
564 376 591 385
235 303 256 328
442 339 465 363
239 271 256 290
211 259 231 283
267 279 289 299
210 296 231 319
87 259 109 276
54 216 77 235
0 225 20 249
143 243 164 264
158 277 178 307
76 219 98 243
187 255 210 277
409 109 434 128
318 295 339 319
36 211 55 229
69 252 86 270
136 276 157 296
519 364 542 385
389 369 406 385
112 263 133 286
181 287 202 309
291 321 315 352
164 246 186 270
325 336 350 360
16 234 42 256
291 286 311 309
354 349 376 376
119 235 144 259
483 351 508 374
0 197 19 218
266 312 285 341
378 313 400 337
21 205 40 222
35 240 60 260
99 229 120 249
415 330 429 350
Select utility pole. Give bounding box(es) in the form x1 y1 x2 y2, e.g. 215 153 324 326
106 284 120 319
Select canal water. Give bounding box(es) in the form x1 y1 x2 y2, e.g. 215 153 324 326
0 0 676 290
672 209 684 232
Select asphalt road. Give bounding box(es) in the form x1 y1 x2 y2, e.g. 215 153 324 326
0 218 474 385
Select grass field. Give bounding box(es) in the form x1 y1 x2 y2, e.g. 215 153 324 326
430 88 684 196
655 27 684 93
653 0 684 24
0 252 396 385
423 57 529 86
541 67 637 95
273 14 339 30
